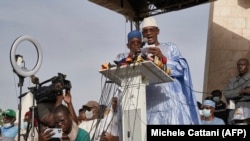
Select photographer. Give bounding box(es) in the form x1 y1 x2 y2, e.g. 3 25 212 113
40 104 90 141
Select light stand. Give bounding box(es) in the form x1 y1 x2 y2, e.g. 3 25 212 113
10 35 43 141
14 55 25 141
17 77 24 141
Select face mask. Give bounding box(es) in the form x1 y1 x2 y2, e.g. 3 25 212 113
22 121 28 129
3 123 12 128
85 110 93 119
213 96 220 102
202 109 211 118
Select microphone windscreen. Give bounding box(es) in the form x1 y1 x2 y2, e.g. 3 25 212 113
142 38 148 43
140 38 148 48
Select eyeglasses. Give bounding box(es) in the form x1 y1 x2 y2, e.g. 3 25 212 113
83 107 93 111
142 27 158 34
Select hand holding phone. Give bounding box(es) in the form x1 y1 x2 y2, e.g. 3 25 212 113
45 128 62 138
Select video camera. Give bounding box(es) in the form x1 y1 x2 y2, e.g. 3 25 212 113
30 73 72 104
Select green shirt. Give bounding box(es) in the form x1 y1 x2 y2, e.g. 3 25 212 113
75 128 90 141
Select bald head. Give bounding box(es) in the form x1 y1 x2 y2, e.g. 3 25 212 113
237 58 249 76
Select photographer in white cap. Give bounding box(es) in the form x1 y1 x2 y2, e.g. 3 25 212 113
141 16 201 124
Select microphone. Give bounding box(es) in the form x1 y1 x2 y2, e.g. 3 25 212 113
140 38 148 48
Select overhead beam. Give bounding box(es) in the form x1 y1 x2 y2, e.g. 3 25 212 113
88 0 217 23
89 0 136 21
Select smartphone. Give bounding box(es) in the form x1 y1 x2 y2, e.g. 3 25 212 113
45 128 62 138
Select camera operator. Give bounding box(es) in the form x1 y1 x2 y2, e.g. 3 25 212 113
32 73 75 127
37 82 63 127
35 76 78 129
37 89 77 127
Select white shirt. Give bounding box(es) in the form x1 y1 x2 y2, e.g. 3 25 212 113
78 119 98 140
94 109 119 141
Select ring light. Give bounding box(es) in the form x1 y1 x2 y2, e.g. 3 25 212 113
10 35 43 77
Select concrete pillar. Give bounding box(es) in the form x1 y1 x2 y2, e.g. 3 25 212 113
204 0 250 101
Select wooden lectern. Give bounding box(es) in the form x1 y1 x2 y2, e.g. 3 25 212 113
99 61 173 141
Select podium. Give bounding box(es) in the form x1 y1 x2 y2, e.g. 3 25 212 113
99 61 173 141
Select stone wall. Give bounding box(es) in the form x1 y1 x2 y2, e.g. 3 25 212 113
204 0 250 100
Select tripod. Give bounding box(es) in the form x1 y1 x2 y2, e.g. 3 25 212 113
25 78 41 141
19 76 41 141
18 90 40 141
23 106 40 141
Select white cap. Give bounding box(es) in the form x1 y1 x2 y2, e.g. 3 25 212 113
203 100 215 108
141 17 158 28
233 107 246 120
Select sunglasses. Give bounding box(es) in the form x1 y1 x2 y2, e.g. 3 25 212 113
82 107 92 111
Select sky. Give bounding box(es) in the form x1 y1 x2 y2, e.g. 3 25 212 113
0 0 210 114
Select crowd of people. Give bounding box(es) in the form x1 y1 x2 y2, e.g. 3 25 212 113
199 57 250 125
1 16 250 141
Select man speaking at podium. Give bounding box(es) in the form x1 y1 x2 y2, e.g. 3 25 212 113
114 16 200 125
141 17 200 125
